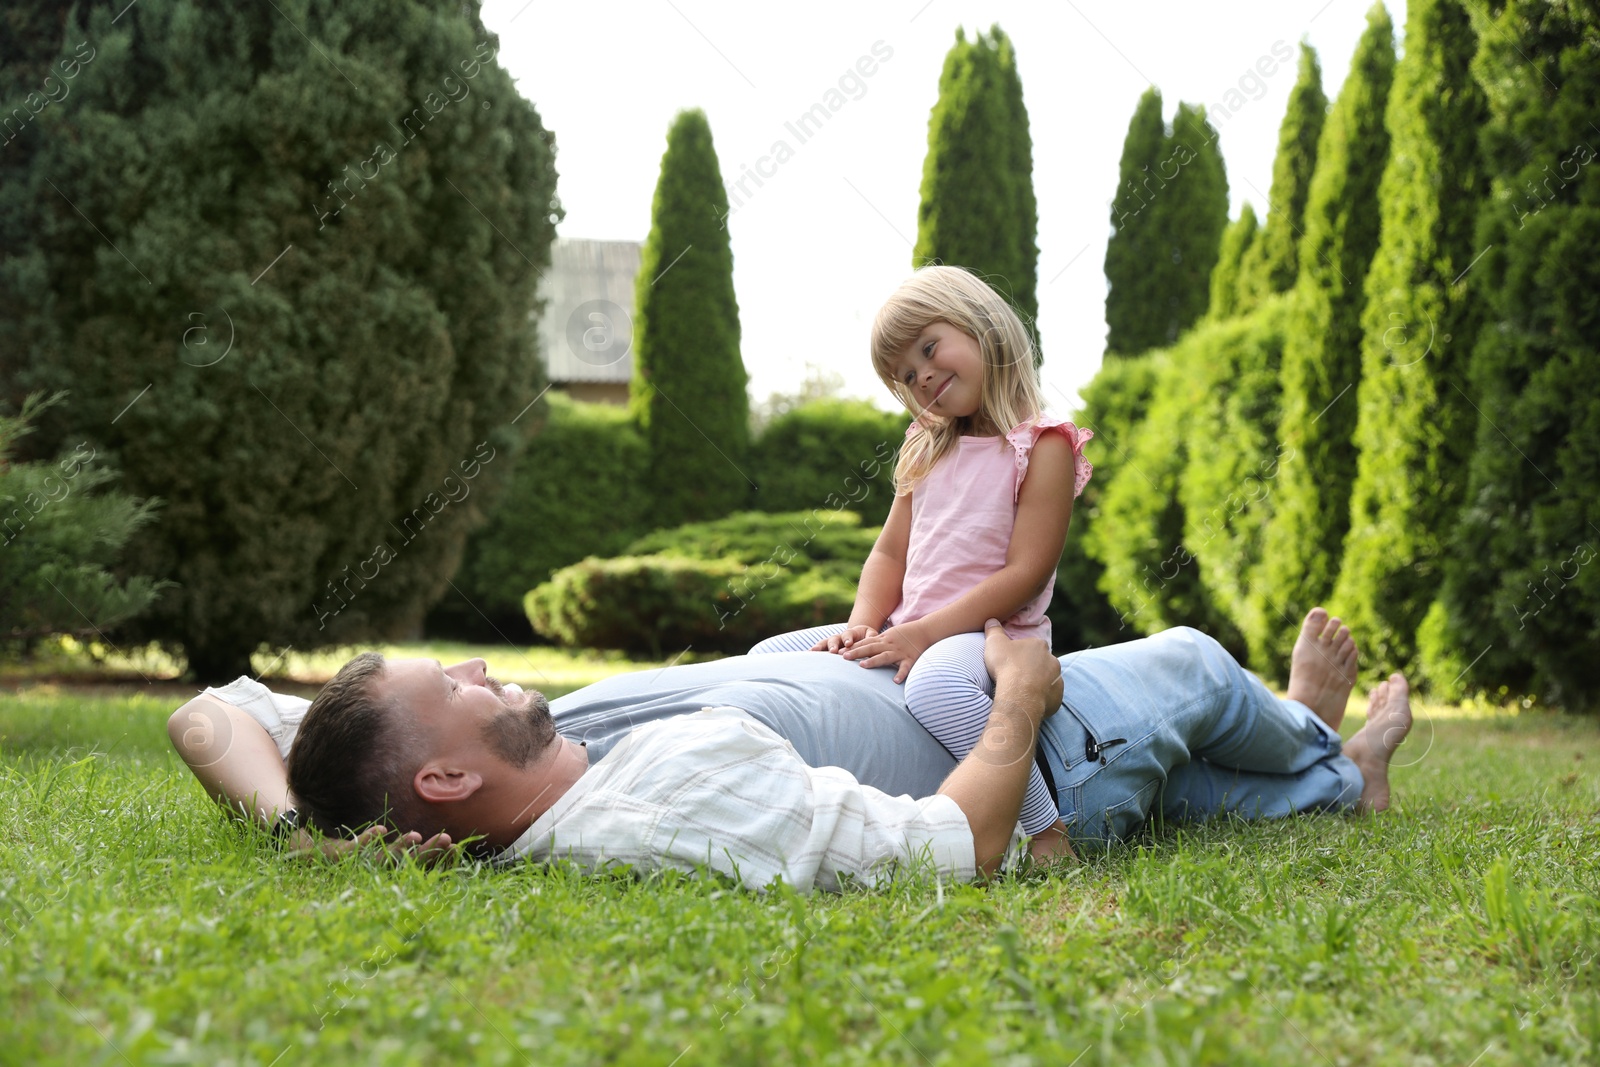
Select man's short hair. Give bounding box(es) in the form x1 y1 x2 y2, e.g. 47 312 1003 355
287 652 426 836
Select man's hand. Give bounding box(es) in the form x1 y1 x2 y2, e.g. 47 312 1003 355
841 623 929 684
937 621 1065 875
812 625 879 654
288 825 457 866
982 619 1064 726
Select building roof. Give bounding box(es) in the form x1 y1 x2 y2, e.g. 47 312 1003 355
536 237 642 384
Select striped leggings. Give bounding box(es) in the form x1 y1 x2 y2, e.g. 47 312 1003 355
747 624 1061 836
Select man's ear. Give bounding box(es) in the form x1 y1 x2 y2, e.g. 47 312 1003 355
415 762 484 804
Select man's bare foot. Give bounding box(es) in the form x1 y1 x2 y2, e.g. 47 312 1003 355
1342 672 1413 813
1285 607 1359 730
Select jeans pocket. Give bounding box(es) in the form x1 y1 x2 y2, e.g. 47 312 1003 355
1066 775 1161 850
1044 699 1106 773
1102 777 1161 840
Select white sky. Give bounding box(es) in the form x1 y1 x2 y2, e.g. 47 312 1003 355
482 0 1405 413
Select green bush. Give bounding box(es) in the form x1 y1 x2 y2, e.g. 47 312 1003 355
0 2 561 678
1084 310 1293 660
1048 355 1163 652
1 394 168 642
526 510 876 654
1206 203 1259 322
428 394 649 641
1179 296 1293 673
748 399 906 525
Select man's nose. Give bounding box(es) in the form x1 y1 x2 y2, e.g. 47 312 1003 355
448 658 489 684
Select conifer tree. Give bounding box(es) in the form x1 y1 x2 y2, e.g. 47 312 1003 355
1088 100 1228 647
1255 4 1396 674
1104 97 1228 355
630 109 749 528
1331 0 1489 674
1236 44 1328 311
1049 355 1164 652
0 0 560 679
1207 203 1259 321
1417 0 1600 708
1153 104 1230 342
0 393 167 641
915 26 1040 359
996 30 1040 353
1177 296 1295 669
1085 330 1244 657
1103 88 1169 356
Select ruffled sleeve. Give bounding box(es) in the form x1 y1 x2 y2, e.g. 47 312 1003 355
1005 414 1094 503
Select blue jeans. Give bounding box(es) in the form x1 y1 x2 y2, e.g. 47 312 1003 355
749 625 1061 835
1042 627 1363 848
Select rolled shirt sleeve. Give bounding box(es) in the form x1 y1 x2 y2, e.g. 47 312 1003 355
200 677 311 762
501 707 996 892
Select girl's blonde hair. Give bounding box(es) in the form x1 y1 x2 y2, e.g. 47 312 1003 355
870 265 1046 494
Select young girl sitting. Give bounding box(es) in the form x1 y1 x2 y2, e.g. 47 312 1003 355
749 265 1093 847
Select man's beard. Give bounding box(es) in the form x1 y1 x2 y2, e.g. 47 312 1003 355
478 675 556 769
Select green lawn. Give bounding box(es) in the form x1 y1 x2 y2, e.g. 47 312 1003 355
2 657 1597 1065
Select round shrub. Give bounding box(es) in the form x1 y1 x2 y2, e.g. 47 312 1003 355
525 510 877 654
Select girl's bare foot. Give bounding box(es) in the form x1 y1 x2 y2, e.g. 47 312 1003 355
1285 607 1359 730
1342 673 1414 813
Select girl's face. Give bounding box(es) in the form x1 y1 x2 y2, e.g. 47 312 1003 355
893 321 986 423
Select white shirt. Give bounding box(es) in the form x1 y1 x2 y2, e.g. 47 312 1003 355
202 677 310 761
501 707 1014 893
203 680 1019 892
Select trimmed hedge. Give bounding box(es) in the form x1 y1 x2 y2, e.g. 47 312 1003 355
526 510 877 654
748 399 906 525
432 396 903 641
428 394 649 641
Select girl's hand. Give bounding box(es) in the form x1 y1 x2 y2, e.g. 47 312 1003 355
813 625 879 653
841 626 929 684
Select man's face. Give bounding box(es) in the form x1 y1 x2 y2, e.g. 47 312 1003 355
378 658 555 769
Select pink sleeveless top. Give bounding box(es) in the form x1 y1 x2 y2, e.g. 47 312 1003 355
888 414 1093 646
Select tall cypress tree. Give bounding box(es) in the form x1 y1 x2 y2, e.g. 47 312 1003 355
1331 0 1489 674
1049 352 1165 653
1085 323 1246 657
1256 4 1396 674
1418 0 1600 708
1154 103 1230 341
1177 294 1295 669
995 29 1040 353
1236 43 1328 313
1207 203 1259 322
1103 87 1169 356
630 109 749 528
914 25 1040 358
0 0 560 679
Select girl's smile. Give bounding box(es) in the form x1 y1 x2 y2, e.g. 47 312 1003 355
898 321 985 422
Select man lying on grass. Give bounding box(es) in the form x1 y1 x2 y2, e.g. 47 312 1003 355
169 610 1414 891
